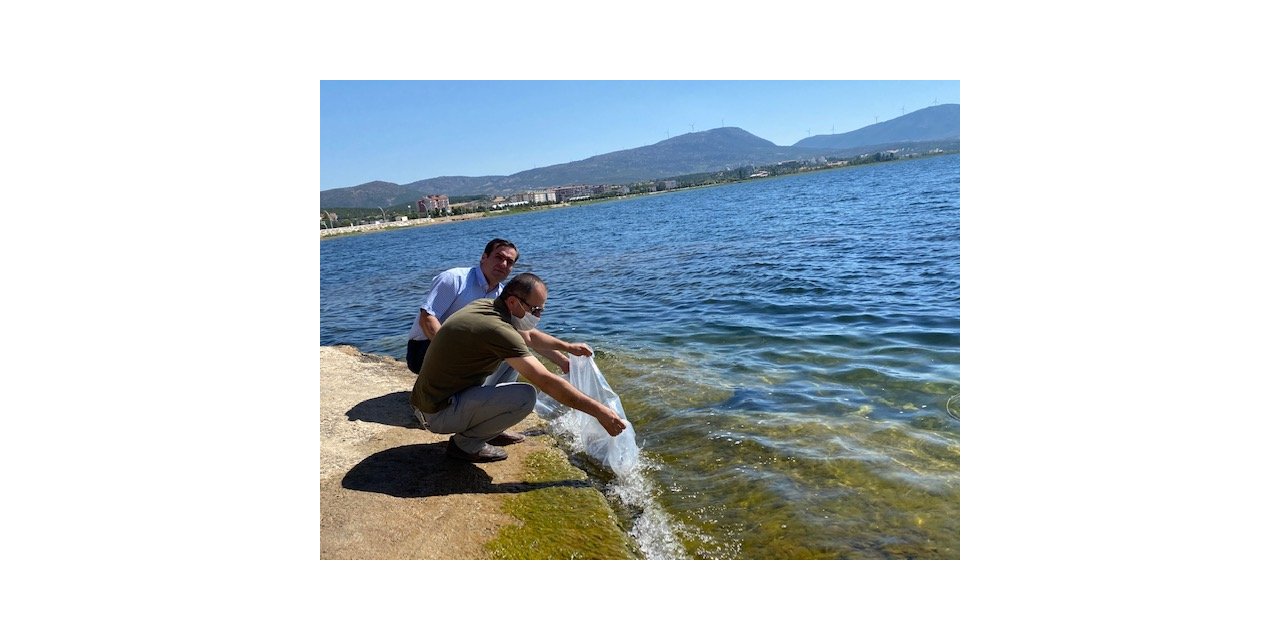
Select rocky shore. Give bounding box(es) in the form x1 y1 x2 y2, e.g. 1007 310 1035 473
319 345 635 559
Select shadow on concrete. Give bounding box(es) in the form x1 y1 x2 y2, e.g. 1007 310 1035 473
341 443 590 498
346 391 419 429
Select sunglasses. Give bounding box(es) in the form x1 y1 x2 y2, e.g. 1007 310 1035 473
515 296 544 317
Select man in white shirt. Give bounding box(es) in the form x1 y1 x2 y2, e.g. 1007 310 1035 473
411 272 626 462
405 239 572 446
406 238 519 374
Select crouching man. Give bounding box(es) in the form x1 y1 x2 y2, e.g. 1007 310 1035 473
410 272 628 463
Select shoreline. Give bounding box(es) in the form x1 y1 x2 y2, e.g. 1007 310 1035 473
318 194 653 239
318 152 959 239
319 344 635 559
319 211 490 238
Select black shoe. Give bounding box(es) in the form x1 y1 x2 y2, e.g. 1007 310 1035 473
487 431 526 446
446 440 508 463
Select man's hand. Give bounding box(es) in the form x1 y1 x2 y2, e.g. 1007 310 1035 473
510 354 626 437
550 350 570 374
594 406 628 436
565 343 593 357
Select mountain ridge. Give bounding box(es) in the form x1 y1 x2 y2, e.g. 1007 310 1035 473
321 104 959 207
792 103 959 149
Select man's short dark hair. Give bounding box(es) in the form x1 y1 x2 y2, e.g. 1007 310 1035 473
484 238 519 262
500 272 544 302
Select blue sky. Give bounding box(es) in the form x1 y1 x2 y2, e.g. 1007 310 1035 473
320 80 959 190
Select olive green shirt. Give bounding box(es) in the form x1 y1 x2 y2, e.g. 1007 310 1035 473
411 298 531 413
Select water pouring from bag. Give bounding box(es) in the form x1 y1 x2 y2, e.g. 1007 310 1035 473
537 349 641 476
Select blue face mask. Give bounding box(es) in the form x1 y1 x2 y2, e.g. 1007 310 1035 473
512 311 540 332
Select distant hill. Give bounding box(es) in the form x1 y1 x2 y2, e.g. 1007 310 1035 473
500 127 830 188
792 103 959 149
320 104 960 207
321 128 845 207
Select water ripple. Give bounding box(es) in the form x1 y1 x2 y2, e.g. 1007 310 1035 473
322 154 960 559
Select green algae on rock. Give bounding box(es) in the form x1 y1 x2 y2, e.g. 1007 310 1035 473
486 447 637 560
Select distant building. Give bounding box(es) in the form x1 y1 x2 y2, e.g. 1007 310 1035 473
418 194 451 214
555 185 591 201
511 190 557 205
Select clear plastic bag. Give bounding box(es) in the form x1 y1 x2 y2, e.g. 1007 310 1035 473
536 352 639 476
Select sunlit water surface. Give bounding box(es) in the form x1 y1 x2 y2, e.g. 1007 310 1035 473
321 154 960 559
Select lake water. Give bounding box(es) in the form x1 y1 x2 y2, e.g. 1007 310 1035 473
321 153 960 559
